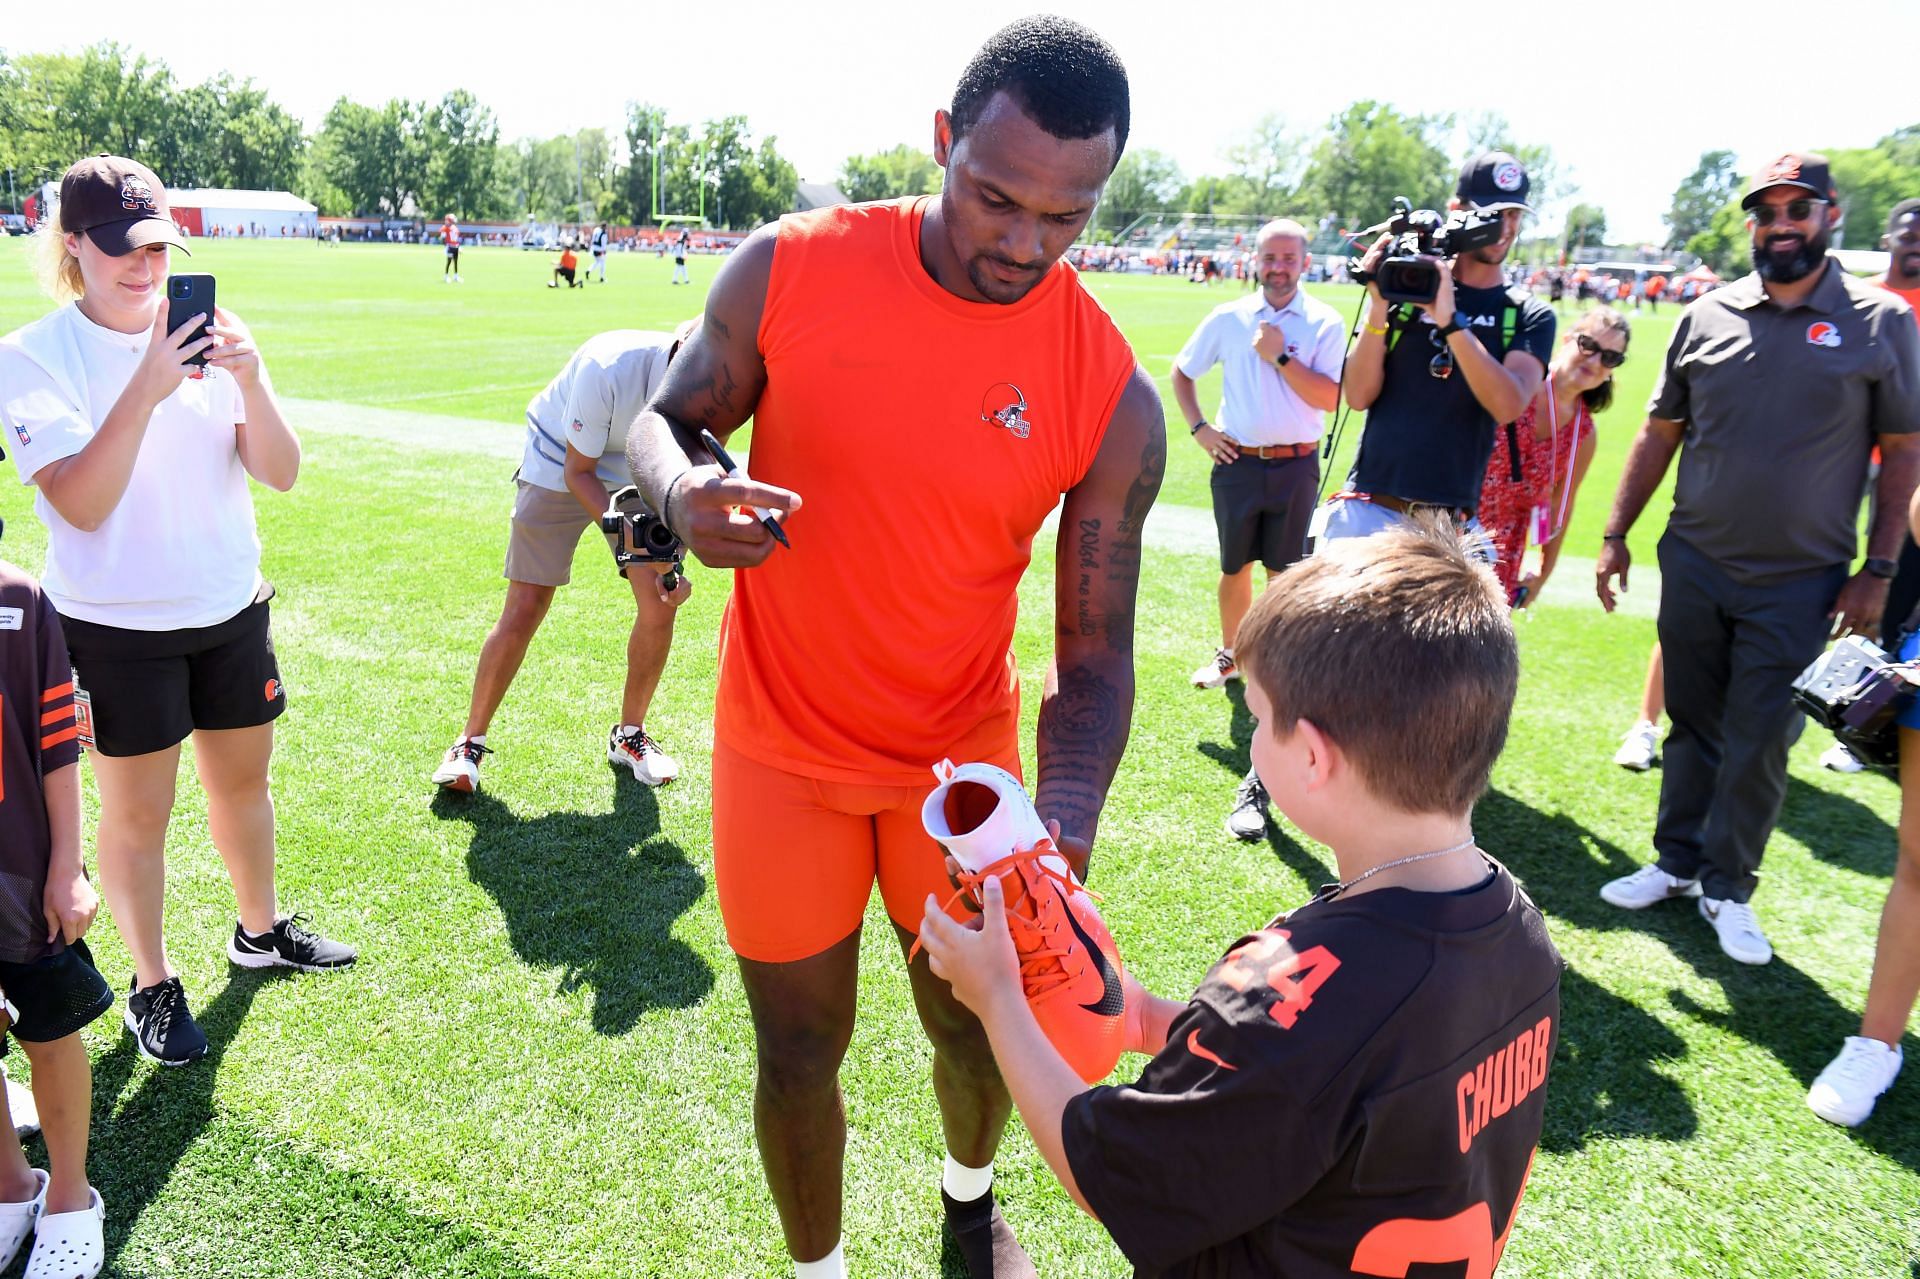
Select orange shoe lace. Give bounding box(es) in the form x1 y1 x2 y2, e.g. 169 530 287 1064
911 842 1100 1004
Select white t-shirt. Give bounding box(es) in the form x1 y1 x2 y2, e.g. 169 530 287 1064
591 228 608 254
1 303 259 631
1175 289 1346 446
519 330 674 493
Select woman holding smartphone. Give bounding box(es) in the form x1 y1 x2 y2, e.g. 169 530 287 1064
0 155 355 1069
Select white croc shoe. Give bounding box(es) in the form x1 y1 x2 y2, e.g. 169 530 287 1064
25 1186 104 1279
0 1167 47 1272
923 759 1073 882
4 1063 39 1139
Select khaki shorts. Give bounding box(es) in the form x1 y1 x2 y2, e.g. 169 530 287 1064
504 479 621 586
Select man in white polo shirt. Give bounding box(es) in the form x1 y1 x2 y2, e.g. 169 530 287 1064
1172 218 1344 839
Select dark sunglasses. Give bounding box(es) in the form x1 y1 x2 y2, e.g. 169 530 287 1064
1750 198 1828 227
1428 327 1453 380
1576 333 1627 368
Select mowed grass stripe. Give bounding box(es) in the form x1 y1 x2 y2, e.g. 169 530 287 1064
0 240 1912 1277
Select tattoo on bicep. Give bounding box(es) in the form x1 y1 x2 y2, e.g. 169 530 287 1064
689 358 741 429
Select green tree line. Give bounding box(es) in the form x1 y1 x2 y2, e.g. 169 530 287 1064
0 42 798 228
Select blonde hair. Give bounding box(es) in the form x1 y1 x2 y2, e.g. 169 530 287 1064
30 211 85 303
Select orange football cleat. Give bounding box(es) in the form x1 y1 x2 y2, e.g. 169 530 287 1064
918 760 1127 1083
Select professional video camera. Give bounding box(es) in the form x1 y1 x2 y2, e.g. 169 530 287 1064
600 485 685 590
1348 197 1509 306
1791 636 1913 771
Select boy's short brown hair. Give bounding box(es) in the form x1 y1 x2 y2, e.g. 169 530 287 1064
1235 525 1518 816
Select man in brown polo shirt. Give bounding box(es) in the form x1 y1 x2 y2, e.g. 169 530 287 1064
1594 153 1920 965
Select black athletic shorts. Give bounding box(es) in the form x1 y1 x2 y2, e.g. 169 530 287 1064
0 939 112 1053
60 585 285 757
1210 453 1319 574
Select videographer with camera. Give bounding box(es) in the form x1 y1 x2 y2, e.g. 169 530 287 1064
1595 154 1920 968
1319 152 1554 549
432 326 695 796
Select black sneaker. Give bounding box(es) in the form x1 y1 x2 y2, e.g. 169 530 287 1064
940 1188 1036 1279
124 977 208 1066
1225 771 1271 842
228 914 359 972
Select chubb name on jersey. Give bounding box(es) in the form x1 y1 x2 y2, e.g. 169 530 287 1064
1456 1015 1552 1153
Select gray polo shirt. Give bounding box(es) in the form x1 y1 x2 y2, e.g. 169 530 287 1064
1648 261 1920 583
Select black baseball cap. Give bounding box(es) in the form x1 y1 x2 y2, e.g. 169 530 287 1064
1456 151 1532 213
1741 152 1836 210
58 155 189 257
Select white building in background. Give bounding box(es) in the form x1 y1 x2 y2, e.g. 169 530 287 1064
167 188 319 238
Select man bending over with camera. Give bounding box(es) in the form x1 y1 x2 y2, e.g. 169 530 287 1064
432 326 695 795
1318 152 1554 549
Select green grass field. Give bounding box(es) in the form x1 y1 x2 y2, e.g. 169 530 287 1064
0 238 1914 1279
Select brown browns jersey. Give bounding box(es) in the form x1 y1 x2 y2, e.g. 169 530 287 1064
0 560 81 963
1063 859 1561 1278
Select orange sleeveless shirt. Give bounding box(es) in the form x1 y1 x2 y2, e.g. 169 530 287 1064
714 197 1137 785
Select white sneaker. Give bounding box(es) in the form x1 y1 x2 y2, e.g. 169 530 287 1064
922 758 1072 880
1599 863 1701 909
1613 720 1659 771
3 1062 37 1139
431 737 491 793
1699 896 1772 965
1808 1036 1903 1126
608 725 678 785
1820 742 1866 774
1190 647 1239 689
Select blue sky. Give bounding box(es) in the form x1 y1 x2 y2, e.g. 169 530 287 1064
8 0 1914 244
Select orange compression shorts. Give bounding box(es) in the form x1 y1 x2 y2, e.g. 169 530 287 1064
712 738 1021 963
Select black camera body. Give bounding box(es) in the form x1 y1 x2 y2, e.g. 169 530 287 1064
1792 636 1912 771
600 486 685 589
1349 198 1508 305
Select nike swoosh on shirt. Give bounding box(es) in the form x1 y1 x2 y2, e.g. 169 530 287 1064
1065 899 1127 1018
1186 1029 1237 1071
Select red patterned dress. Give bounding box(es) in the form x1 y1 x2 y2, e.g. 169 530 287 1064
1476 395 1591 601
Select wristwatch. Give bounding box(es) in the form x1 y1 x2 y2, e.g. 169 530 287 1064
1434 318 1465 339
1274 351 1292 368
1190 419 1209 435
1864 557 1899 579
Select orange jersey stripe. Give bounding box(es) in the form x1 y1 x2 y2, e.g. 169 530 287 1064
41 706 72 727
42 682 73 702
41 725 79 750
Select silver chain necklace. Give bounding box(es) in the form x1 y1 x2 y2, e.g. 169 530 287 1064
1320 835 1479 900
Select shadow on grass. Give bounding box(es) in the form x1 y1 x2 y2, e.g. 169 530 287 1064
433 777 713 1034
1478 787 1919 1172
83 968 282 1270
1475 790 1699 1151
1193 683 1332 885
1776 775 1896 877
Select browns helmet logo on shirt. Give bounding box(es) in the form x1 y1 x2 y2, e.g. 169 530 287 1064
980 382 1031 439
1761 154 1803 184
1806 321 1842 348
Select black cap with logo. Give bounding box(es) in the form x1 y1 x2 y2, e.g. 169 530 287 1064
1741 152 1837 210
1456 151 1533 213
58 154 190 257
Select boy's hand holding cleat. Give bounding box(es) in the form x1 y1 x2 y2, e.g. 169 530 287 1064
914 759 1127 1084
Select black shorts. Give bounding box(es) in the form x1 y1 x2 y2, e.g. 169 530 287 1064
0 939 112 1053
1210 453 1319 574
60 588 285 757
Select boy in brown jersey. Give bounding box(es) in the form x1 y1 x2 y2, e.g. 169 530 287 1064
923 527 1562 1277
0 543 111 1276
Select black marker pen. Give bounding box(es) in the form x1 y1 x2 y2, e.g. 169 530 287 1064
699 429 791 549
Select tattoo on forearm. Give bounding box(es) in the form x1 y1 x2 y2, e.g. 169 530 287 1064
1037 663 1129 848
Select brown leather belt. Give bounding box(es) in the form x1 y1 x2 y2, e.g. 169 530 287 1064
1235 442 1318 461
1357 492 1471 520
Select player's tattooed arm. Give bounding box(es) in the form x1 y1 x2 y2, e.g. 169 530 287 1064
1036 367 1165 873
627 224 799 569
